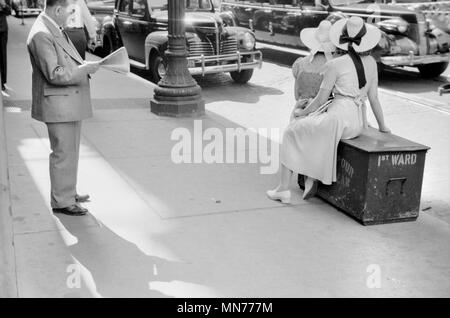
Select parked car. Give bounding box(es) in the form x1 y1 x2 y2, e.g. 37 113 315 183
390 0 450 34
220 0 450 78
98 0 262 83
86 0 116 55
11 0 43 17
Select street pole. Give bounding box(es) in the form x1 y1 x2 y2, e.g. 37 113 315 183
20 1 25 25
150 0 204 117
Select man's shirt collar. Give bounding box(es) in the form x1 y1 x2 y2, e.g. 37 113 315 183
42 12 64 35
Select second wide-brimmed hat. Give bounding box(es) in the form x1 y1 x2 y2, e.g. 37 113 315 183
329 17 381 52
300 20 336 54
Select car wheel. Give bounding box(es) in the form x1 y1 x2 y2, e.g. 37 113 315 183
149 53 167 84
101 35 114 57
418 62 449 78
230 69 253 84
256 18 270 31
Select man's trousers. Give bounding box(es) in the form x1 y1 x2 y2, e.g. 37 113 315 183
46 121 82 209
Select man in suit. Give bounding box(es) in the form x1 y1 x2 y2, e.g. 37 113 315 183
0 0 11 91
27 0 100 215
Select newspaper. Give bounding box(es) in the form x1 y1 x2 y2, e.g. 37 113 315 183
99 47 130 74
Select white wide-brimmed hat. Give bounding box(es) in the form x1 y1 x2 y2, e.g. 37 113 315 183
300 20 336 55
329 17 381 52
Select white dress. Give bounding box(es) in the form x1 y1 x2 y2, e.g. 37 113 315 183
281 54 377 185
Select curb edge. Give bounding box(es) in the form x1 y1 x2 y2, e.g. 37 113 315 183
0 93 18 298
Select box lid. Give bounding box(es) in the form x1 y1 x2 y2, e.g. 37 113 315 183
341 128 430 153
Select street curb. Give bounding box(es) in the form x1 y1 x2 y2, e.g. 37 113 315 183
0 94 18 298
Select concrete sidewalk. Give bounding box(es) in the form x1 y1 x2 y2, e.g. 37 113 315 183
1 16 450 297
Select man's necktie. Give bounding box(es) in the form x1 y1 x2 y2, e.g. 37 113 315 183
60 27 70 44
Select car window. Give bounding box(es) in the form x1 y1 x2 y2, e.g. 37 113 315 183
118 0 131 13
301 0 316 6
131 0 146 16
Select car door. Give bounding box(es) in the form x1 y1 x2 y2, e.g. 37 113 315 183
116 0 148 61
116 0 133 53
125 0 153 62
252 1 303 48
298 0 329 46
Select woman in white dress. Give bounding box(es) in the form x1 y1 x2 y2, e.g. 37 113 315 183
267 17 391 203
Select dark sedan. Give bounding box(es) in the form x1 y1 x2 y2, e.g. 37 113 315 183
221 0 450 77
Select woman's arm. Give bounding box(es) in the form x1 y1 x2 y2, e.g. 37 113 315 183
294 78 300 101
294 88 331 117
367 75 390 133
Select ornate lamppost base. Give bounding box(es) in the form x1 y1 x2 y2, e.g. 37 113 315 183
150 0 205 118
150 98 205 117
150 78 205 117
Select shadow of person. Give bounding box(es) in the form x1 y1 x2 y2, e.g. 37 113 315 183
54 213 198 298
192 73 285 104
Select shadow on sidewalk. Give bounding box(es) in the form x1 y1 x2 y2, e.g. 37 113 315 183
54 213 202 298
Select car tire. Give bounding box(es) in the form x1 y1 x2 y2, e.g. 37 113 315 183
256 17 270 31
101 35 114 57
418 62 449 78
230 68 253 84
149 53 167 84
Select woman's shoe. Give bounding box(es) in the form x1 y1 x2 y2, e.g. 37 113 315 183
303 177 318 200
267 189 291 204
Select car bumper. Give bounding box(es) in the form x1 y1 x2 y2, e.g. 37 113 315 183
380 52 450 66
15 9 42 16
187 51 263 76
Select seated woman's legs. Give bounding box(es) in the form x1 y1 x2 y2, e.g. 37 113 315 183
266 163 293 204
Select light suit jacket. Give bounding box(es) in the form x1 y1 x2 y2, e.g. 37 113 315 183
27 13 93 123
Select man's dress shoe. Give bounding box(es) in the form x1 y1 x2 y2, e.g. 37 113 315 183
75 194 90 203
53 204 88 216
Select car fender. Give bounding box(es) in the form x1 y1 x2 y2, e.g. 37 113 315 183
219 10 237 27
145 31 169 69
102 18 119 48
226 26 255 35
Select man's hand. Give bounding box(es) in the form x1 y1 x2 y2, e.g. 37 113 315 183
80 61 100 75
87 38 96 51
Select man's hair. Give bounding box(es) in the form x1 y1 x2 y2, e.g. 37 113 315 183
46 0 68 8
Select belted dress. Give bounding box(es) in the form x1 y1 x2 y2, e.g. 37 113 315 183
280 54 377 185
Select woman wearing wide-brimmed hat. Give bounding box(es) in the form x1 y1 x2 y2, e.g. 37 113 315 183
267 17 390 203
291 20 337 118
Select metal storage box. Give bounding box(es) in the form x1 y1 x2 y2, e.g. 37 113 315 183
298 128 430 225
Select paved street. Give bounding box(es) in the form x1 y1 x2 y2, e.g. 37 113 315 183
1 16 450 297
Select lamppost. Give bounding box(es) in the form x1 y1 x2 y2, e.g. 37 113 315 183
20 1 25 25
150 0 205 117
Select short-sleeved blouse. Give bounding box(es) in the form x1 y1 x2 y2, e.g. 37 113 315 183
292 53 328 99
320 54 377 98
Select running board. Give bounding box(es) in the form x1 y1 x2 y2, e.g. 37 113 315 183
129 59 147 70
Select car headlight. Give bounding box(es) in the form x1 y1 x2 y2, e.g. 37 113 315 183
239 32 255 51
376 18 409 35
